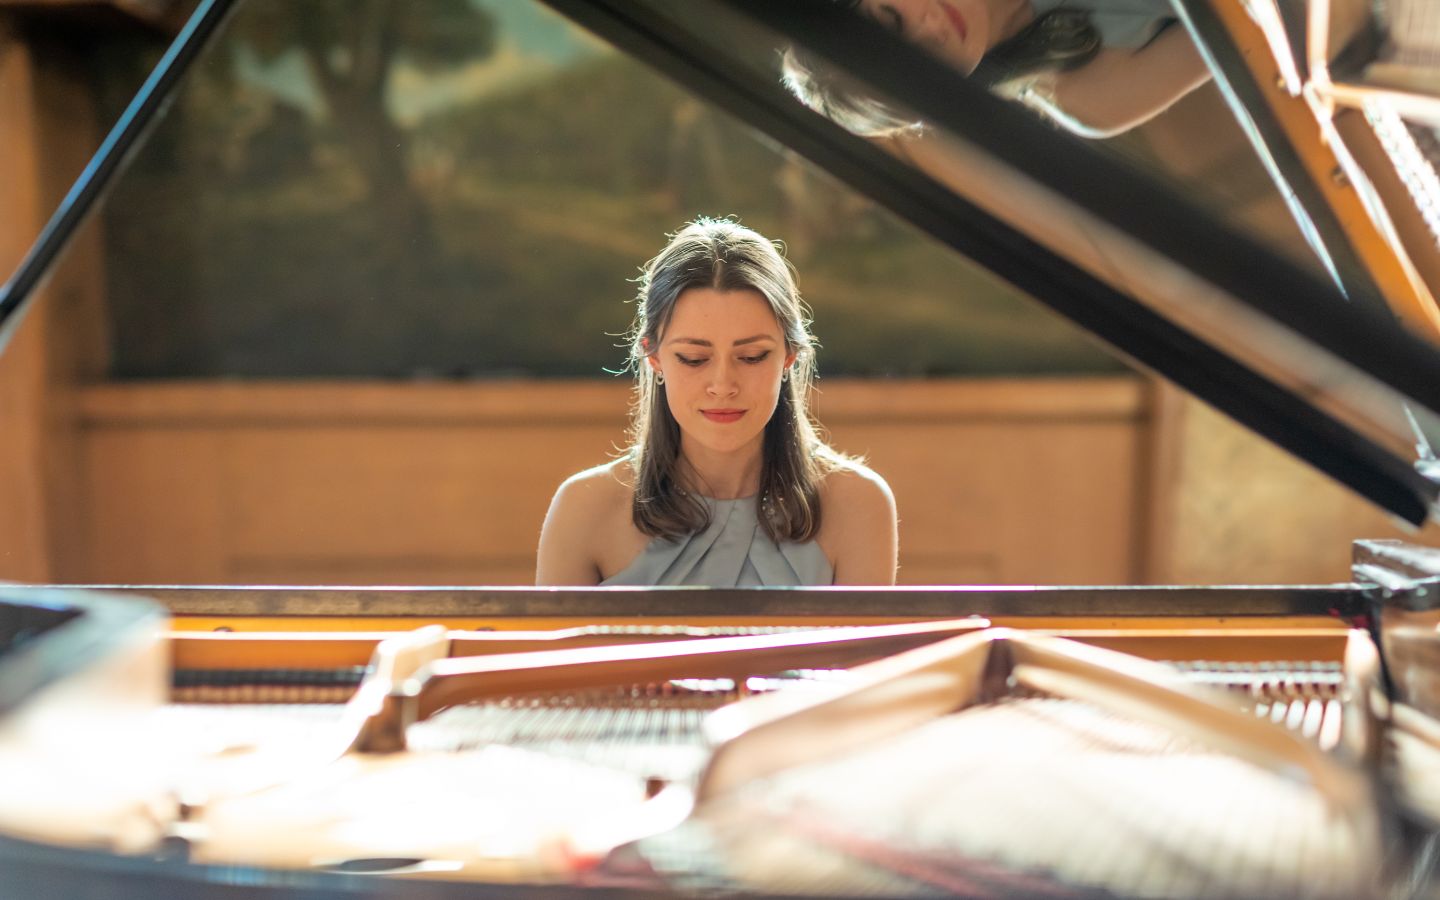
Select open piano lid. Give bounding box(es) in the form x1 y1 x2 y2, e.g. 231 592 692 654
1176 0 1440 331
1 0 1439 525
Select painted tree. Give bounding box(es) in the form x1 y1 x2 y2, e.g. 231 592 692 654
238 0 496 253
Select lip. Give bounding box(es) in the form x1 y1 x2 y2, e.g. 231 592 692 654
701 409 746 424
940 2 968 41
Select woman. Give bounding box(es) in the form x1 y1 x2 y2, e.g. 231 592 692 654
784 0 1212 139
536 219 897 586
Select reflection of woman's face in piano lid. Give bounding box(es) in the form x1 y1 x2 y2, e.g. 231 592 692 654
856 0 1024 76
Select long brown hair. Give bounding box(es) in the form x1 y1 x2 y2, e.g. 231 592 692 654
626 218 838 544
781 7 1101 137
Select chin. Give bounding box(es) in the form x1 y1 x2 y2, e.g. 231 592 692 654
691 424 764 454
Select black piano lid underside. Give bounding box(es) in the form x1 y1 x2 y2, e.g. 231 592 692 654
1 0 1438 523
540 0 1439 524
1172 0 1389 319
714 0 1440 409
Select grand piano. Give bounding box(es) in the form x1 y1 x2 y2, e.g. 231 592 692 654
4 0 1440 896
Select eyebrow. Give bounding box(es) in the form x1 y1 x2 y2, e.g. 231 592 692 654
666 334 777 348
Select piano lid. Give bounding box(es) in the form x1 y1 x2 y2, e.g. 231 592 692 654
540 0 1440 525
1 0 1439 525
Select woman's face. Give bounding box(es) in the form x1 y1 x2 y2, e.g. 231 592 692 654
857 0 992 75
649 287 796 459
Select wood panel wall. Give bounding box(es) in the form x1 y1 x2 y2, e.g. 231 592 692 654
71 378 1156 586
0 23 52 582
0 19 108 582
1165 395 1440 584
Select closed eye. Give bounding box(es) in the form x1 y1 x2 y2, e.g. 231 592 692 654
877 4 904 32
675 354 707 367
740 351 773 364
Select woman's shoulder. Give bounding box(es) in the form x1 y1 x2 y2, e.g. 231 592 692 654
552 459 634 516
814 455 898 585
817 456 895 519
537 459 640 585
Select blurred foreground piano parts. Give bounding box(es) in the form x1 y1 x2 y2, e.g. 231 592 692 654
0 592 1400 897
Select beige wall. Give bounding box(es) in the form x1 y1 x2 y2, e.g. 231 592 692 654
0 22 108 582
69 378 1157 586
51 377 1433 587
3 347 1431 588
0 23 52 582
814 379 1156 584
1165 394 1440 584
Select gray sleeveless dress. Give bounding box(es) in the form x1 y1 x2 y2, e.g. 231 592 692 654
1032 0 1178 49
600 495 834 587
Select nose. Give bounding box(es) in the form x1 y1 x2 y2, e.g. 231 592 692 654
911 2 948 47
706 358 740 398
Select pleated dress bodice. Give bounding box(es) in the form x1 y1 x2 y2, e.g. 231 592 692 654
600 495 834 587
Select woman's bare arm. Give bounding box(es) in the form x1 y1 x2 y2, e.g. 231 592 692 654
535 473 606 586
1042 27 1212 138
818 464 899 585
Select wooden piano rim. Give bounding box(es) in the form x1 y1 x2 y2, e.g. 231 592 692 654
11 583 1363 619
167 625 1356 670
